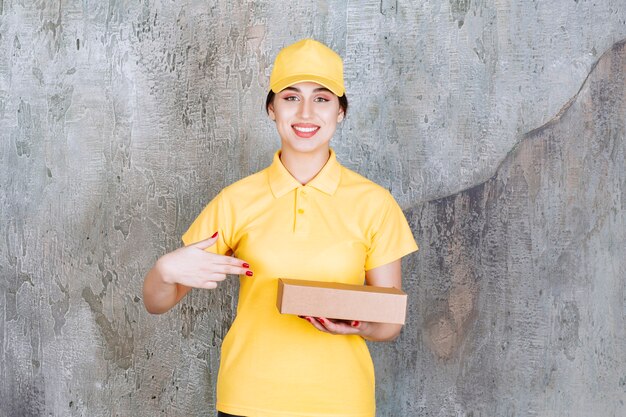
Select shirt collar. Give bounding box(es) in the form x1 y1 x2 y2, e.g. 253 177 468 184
268 148 342 198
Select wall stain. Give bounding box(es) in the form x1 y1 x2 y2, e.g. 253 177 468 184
425 314 457 359
38 0 63 55
15 99 33 158
380 0 397 16
450 0 471 28
423 187 482 360
180 304 208 339
47 85 74 123
81 285 134 370
4 289 17 321
50 275 70 337
32 67 44 85
555 301 580 361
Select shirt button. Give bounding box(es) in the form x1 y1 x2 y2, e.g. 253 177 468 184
297 208 305 214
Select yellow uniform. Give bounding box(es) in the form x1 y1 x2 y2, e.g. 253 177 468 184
182 149 418 417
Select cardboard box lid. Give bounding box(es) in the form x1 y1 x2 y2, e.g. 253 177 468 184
277 278 407 324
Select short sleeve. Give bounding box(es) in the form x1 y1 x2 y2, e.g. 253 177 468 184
365 191 419 271
181 190 233 255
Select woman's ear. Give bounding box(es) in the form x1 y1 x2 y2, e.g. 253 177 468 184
268 103 276 121
337 111 344 123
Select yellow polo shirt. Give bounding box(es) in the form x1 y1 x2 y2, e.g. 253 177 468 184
182 148 418 417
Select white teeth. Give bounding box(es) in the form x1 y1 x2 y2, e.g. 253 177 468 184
293 126 318 133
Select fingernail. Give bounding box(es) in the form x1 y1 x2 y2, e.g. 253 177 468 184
316 318 324 324
351 321 360 327
246 271 253 276
211 231 218 238
306 317 312 323
242 262 250 268
298 315 305 319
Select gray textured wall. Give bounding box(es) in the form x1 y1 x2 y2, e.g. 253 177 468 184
1 1 625 416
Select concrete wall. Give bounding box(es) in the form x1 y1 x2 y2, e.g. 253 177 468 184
1 1 625 416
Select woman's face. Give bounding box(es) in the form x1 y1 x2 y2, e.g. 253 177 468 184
268 82 344 156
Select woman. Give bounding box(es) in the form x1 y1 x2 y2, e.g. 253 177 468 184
143 39 418 417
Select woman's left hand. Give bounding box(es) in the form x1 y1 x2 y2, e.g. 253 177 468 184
300 316 368 336
300 315 404 341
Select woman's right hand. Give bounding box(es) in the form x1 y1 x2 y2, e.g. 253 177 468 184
157 232 253 290
143 232 252 314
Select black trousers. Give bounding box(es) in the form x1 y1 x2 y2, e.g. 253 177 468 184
217 412 245 417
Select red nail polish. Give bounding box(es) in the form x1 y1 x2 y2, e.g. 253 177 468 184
317 318 325 324
242 262 249 268
351 321 360 327
246 271 253 276
211 231 218 238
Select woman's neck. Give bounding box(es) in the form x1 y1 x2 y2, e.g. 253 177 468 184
279 148 331 185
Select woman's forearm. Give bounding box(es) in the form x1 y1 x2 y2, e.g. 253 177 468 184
360 322 403 342
142 259 187 314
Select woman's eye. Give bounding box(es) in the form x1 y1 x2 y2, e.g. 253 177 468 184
314 96 330 102
284 96 299 101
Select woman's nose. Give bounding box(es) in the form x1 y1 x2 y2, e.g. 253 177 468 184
298 99 312 119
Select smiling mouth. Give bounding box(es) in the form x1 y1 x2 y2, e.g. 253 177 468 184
292 124 320 138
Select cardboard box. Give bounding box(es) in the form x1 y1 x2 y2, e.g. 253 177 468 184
277 278 407 324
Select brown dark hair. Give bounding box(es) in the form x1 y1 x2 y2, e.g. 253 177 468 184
265 90 348 118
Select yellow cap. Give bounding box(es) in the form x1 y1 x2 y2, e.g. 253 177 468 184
269 39 345 96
